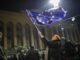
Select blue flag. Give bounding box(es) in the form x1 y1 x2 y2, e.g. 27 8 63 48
27 7 67 25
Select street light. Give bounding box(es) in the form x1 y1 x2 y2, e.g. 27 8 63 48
61 27 65 39
61 27 64 31
71 17 75 21
49 0 60 9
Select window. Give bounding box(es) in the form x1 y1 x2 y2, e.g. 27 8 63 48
7 22 14 48
16 23 23 46
33 27 40 48
25 23 31 48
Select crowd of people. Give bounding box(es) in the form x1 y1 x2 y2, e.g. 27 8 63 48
0 31 80 60
0 46 46 60
0 40 80 60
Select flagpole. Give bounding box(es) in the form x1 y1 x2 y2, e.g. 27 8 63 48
26 10 40 31
26 10 44 38
29 15 41 33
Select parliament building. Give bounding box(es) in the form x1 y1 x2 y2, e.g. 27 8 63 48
0 10 80 50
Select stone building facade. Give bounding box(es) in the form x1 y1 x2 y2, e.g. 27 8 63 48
0 10 80 50
0 10 44 49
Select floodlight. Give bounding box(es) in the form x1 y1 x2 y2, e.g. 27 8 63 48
49 0 60 9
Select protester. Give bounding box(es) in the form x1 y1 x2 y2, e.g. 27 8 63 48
63 40 77 60
26 46 40 60
38 30 62 60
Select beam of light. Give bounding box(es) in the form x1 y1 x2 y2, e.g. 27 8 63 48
49 0 60 9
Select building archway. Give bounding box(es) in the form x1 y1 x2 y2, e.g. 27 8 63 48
25 23 31 48
7 22 14 49
16 23 23 47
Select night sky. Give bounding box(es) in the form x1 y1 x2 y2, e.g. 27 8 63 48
0 0 80 17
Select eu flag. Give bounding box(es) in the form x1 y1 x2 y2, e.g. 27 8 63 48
27 7 67 25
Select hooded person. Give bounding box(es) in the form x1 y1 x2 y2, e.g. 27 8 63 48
38 31 62 60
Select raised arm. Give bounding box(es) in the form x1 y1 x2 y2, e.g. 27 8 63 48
38 30 49 46
38 30 44 38
33 22 49 46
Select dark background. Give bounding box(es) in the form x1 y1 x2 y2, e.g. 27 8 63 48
0 0 80 17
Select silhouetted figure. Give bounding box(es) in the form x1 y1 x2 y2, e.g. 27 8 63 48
77 43 80 60
42 52 45 60
12 54 17 60
0 47 4 60
63 40 77 60
18 52 24 60
38 30 62 60
26 46 40 60
0 32 6 60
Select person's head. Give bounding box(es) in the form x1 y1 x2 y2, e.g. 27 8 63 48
51 34 61 41
30 46 34 49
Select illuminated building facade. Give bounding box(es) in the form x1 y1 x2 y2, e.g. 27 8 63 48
0 10 80 50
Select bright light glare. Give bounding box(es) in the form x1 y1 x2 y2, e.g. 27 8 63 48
42 22 45 24
72 17 75 21
49 0 60 9
61 28 64 30
36 16 42 22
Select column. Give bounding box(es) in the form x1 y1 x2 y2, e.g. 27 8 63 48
14 24 17 47
4 24 7 49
